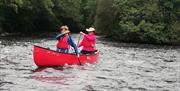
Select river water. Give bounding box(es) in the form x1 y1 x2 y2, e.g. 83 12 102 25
0 35 180 91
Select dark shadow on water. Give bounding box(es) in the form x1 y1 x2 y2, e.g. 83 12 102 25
32 66 64 73
98 37 180 49
32 64 86 73
0 80 14 87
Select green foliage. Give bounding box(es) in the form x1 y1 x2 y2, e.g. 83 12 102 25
81 0 96 29
95 0 115 34
0 0 179 44
52 0 82 22
0 0 96 33
96 0 180 44
51 0 84 32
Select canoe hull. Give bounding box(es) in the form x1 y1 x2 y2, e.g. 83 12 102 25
33 45 99 67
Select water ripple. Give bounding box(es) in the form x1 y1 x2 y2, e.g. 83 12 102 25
0 36 180 91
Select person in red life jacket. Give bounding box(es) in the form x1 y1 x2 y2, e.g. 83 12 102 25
78 27 97 54
56 25 79 57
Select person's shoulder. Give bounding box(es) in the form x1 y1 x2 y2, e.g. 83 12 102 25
92 34 96 37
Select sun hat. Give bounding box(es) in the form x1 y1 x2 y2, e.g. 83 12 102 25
86 27 95 32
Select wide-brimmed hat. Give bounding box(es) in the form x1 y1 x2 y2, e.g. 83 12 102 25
86 27 95 32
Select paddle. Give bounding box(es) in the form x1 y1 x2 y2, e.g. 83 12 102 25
77 33 81 45
77 55 81 65
77 34 82 65
68 34 82 65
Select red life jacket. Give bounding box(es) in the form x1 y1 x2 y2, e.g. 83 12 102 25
78 34 96 51
56 34 69 49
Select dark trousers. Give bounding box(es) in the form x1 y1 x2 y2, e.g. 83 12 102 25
80 50 97 55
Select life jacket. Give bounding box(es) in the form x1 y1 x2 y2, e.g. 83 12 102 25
56 34 69 49
80 34 96 51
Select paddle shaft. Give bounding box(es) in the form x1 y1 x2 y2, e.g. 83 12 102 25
68 34 82 65
77 34 81 45
76 34 82 65
77 57 82 65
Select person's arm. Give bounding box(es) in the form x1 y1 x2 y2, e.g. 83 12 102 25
80 31 96 41
68 36 79 55
78 36 84 47
78 41 82 47
56 31 70 40
78 31 85 47
55 33 65 40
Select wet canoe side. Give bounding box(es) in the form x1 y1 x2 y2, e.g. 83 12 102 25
33 45 99 67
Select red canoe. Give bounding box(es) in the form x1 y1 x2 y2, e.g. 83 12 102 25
33 45 99 67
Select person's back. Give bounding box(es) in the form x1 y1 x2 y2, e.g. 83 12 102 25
56 25 79 56
78 27 97 54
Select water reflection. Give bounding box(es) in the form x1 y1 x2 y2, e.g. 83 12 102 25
32 67 72 84
32 67 64 73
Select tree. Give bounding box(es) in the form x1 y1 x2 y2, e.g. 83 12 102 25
80 0 96 29
94 0 115 34
95 0 180 44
